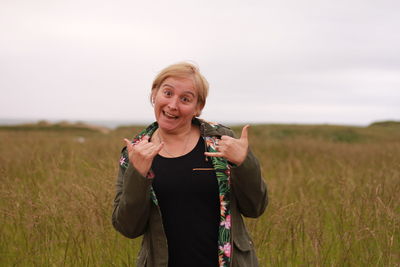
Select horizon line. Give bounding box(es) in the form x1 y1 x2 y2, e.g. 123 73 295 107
1 117 398 129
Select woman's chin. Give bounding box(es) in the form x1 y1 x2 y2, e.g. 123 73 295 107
157 119 179 132
157 118 191 134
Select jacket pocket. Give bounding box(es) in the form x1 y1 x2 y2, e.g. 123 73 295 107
232 235 258 267
234 234 252 251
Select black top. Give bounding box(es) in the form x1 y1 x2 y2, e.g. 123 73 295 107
152 137 220 267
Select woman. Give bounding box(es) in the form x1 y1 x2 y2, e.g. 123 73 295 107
112 62 268 267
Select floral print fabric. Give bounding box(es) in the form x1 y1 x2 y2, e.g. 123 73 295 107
205 135 232 267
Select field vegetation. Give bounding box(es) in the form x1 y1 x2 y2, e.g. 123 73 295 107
1 121 399 266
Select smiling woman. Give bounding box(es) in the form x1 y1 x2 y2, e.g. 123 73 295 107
112 62 268 267
153 77 200 136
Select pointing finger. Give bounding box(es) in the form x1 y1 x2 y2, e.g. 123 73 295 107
152 142 164 157
139 135 150 145
221 135 233 141
204 152 224 158
240 125 250 140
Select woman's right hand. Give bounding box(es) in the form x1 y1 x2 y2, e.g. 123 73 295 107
124 136 164 177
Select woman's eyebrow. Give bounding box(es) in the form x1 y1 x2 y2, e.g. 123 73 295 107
161 83 174 88
161 83 196 97
183 91 196 97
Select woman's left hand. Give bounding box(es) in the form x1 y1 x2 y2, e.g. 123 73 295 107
204 125 250 166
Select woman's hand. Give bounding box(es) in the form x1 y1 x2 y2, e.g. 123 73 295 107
124 136 164 177
204 125 250 166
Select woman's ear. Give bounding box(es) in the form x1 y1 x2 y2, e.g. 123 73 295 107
194 104 202 117
150 91 156 106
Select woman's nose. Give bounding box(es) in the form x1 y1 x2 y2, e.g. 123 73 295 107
167 97 178 110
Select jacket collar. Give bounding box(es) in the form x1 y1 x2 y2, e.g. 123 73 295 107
143 117 223 138
196 118 224 137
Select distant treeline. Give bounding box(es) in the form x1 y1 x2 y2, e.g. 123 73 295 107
368 120 400 127
0 120 398 139
0 120 110 133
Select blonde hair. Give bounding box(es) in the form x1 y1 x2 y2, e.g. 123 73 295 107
150 62 209 117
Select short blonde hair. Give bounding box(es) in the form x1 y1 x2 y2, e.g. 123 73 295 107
150 62 209 117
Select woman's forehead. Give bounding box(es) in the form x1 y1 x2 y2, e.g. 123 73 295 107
161 77 197 93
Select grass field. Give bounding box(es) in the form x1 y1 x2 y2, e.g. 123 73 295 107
1 123 399 266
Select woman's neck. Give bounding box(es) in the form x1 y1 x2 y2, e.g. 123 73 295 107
158 124 193 143
155 124 200 158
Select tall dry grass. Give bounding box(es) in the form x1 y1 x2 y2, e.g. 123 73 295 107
244 125 400 266
0 124 399 266
0 130 141 266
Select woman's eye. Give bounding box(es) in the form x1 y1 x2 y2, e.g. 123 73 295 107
163 90 172 96
181 96 192 103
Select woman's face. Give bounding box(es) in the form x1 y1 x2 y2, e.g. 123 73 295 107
153 76 200 134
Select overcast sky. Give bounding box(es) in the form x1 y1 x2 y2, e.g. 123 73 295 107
1 0 399 126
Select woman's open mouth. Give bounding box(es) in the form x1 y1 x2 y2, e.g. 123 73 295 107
163 110 179 119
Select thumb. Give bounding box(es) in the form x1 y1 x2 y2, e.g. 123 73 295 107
240 125 250 140
124 138 131 147
124 138 133 152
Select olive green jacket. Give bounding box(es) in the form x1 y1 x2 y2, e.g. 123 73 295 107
112 119 268 267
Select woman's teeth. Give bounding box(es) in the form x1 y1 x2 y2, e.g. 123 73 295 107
164 111 178 119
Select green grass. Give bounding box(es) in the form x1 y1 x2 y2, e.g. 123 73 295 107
1 124 399 266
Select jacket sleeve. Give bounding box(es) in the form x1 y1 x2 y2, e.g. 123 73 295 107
112 148 153 239
231 148 268 218
218 126 268 218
